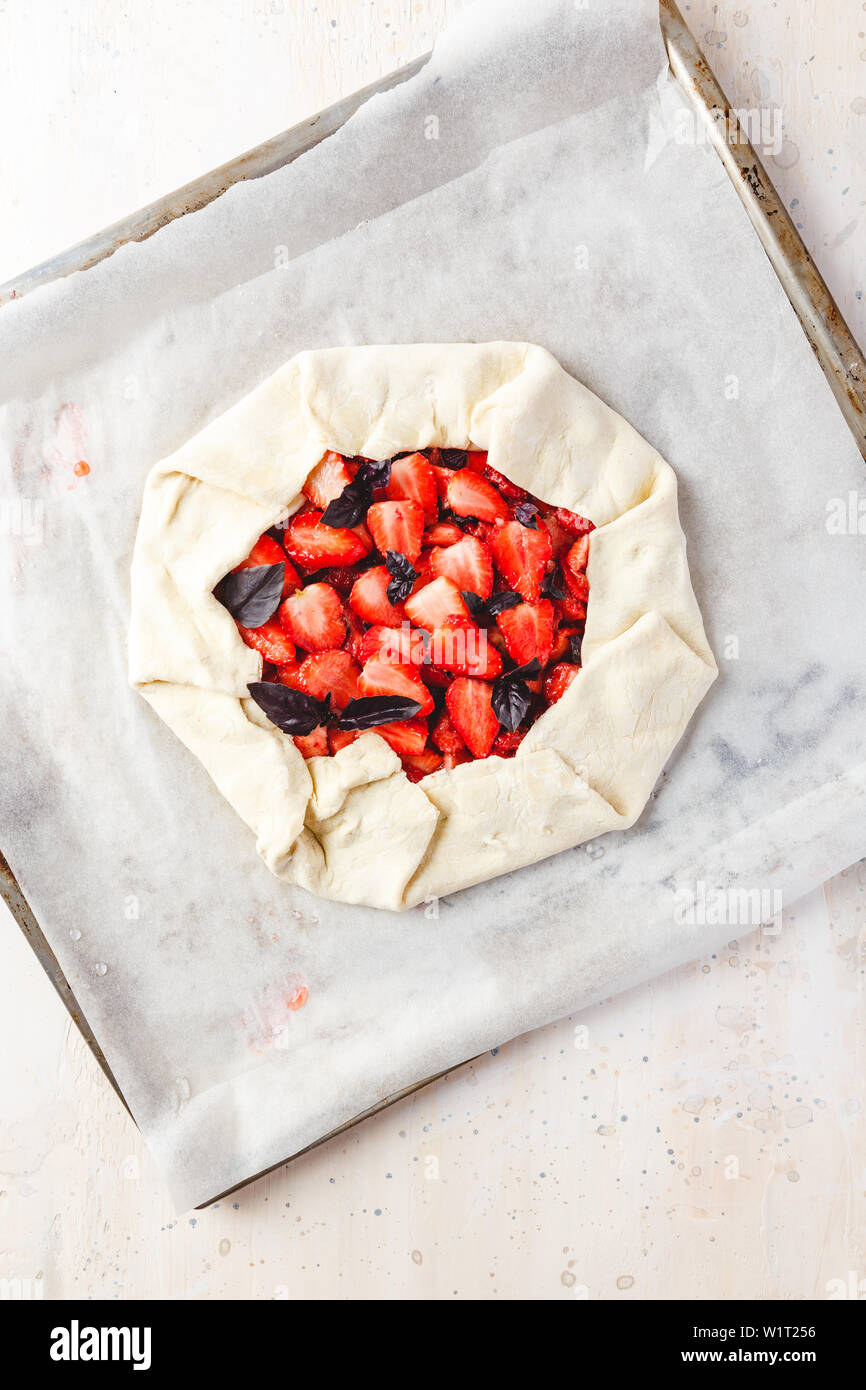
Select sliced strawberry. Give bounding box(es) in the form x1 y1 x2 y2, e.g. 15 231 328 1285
306 564 357 595
446 471 510 525
239 620 296 665
432 465 457 500
404 575 469 631
329 726 360 754
483 464 528 501
303 451 352 509
349 566 406 627
538 510 573 560
565 535 590 576
543 662 580 704
235 534 301 596
562 565 590 604
430 535 494 600
401 750 444 782
278 583 346 653
274 660 304 689
443 749 472 770
429 615 503 678
420 663 453 688
424 521 465 547
557 591 588 623
431 711 465 754
372 719 429 757
549 624 580 664
489 520 552 602
342 605 366 661
386 453 438 521
297 650 360 710
492 727 526 757
285 509 370 567
445 677 499 759
496 599 556 667
359 624 422 666
358 658 434 718
294 726 329 758
465 450 488 472
366 500 424 563
554 506 595 537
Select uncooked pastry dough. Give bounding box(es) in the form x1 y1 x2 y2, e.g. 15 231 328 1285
129 343 717 910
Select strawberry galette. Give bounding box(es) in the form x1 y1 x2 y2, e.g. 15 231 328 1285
219 449 593 775
130 343 717 910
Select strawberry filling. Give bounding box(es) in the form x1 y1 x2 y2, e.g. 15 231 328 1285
217 448 593 779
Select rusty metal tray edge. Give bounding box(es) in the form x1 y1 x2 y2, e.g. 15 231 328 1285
2 0 865 1209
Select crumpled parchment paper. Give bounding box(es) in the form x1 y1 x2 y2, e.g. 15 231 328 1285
1 0 864 1209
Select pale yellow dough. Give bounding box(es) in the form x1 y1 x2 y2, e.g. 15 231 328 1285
129 343 717 910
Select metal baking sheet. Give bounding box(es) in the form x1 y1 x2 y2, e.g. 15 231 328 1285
2 0 864 1205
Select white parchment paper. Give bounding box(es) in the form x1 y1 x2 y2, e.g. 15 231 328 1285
1 0 864 1209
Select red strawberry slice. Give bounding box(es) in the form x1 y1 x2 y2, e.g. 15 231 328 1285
557 592 588 622
358 658 434 717
492 727 526 757
404 575 469 631
549 624 581 664
482 464 528 501
424 521 465 547
543 662 580 704
431 711 465 754
371 719 429 757
565 535 590 576
278 583 346 653
443 749 472 770
401 750 444 781
359 624 422 666
294 726 329 758
239 620 296 665
329 726 360 754
554 506 595 537
432 465 457 500
386 453 438 521
366 500 424 562
342 605 366 661
562 565 590 603
303 451 352 509
429 615 503 678
430 535 494 600
538 510 572 559
235 534 302 596
349 566 406 627
465 451 488 472
446 471 510 525
273 660 304 688
496 599 556 667
297 650 360 711
285 509 371 567
489 520 552 602
306 564 357 595
445 677 499 759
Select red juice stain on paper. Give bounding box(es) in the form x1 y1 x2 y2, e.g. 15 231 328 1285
44 403 92 491
73 460 90 478
233 972 309 1052
287 984 308 1011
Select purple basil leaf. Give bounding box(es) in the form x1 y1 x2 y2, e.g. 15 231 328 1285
491 658 542 732
486 589 523 616
339 695 422 730
385 550 417 604
541 565 566 600
248 683 330 736
440 449 468 469
320 478 370 528
355 458 393 490
215 563 285 627
460 590 487 617
568 631 583 665
514 501 539 528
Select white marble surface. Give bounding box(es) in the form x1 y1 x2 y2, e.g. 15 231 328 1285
0 0 864 1300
